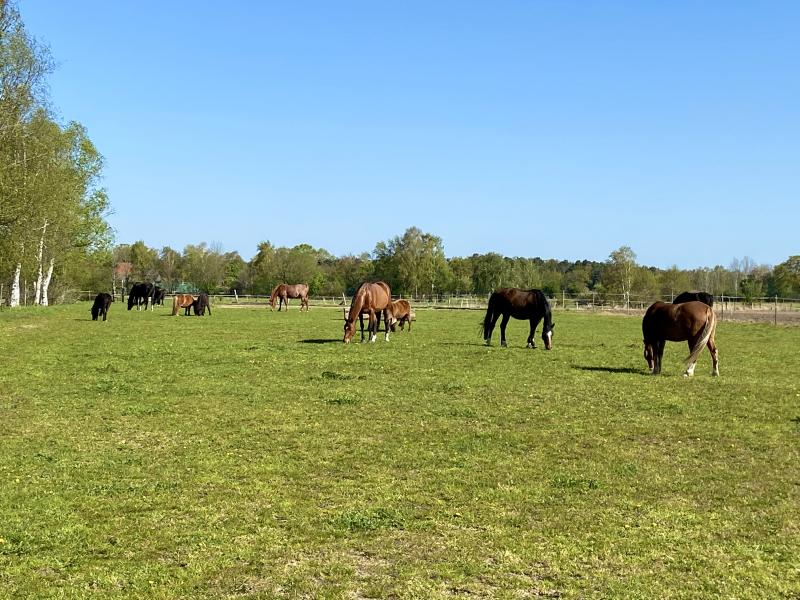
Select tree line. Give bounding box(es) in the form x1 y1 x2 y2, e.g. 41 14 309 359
81 230 800 303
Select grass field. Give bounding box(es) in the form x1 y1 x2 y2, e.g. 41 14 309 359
1 303 798 599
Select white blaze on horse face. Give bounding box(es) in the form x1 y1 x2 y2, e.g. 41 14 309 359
546 330 553 347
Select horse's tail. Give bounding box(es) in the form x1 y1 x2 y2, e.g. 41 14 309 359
686 306 716 367
482 293 497 340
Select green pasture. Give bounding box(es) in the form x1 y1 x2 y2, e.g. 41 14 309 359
1 304 798 599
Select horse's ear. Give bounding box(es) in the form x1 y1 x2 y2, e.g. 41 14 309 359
551 322 556 329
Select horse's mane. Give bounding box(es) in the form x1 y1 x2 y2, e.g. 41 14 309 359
269 284 282 303
347 283 369 323
533 289 553 329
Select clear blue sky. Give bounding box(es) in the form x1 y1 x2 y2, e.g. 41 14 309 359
21 1 799 268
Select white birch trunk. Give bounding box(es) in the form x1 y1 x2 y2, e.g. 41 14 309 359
10 263 21 307
33 220 48 306
40 257 54 306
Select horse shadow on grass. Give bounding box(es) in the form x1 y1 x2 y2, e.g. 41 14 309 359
572 365 645 375
300 339 341 344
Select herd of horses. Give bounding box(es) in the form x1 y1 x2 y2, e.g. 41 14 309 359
92 281 719 377
342 283 716 377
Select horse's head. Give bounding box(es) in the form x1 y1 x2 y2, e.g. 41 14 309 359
643 341 655 372
541 322 555 350
343 318 356 343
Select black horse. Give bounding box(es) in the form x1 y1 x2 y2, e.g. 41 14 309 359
91 293 113 321
483 288 555 349
152 286 166 306
673 290 714 307
192 293 212 316
127 282 155 311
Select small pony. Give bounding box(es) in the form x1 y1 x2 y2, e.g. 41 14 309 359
192 293 212 316
389 299 413 332
172 294 195 316
91 293 113 321
643 300 719 377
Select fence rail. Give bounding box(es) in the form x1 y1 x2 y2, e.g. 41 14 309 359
8 290 799 324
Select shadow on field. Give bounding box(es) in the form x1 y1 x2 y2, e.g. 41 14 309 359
300 339 341 344
572 365 644 375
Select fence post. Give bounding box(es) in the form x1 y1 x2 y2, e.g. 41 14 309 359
775 295 778 326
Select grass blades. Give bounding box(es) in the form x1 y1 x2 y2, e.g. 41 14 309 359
1 304 798 598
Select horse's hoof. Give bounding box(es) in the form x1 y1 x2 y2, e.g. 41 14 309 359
501 342 507 348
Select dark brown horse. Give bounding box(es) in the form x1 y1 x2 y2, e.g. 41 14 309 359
483 288 554 349
343 282 393 343
192 293 211 316
91 293 112 321
642 301 719 377
270 283 309 311
172 293 195 316
389 299 413 332
673 291 714 307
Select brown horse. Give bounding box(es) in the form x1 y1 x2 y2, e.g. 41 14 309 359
343 282 393 343
172 293 195 316
389 299 413 332
642 300 719 377
483 288 554 349
269 283 309 311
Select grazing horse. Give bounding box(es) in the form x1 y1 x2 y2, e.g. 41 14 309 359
152 286 166 306
192 293 212 316
673 290 714 307
91 293 112 321
172 293 195 316
483 288 554 349
343 281 393 343
389 299 413 332
642 300 719 377
127 282 155 311
269 283 310 311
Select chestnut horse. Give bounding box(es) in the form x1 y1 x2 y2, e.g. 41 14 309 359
343 282 393 343
483 288 554 349
642 300 719 377
389 299 413 332
172 293 195 316
269 283 309 311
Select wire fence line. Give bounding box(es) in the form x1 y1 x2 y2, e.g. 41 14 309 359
56 290 800 323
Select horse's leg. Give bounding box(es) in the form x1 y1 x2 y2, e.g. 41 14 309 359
526 318 540 349
683 338 697 377
708 336 719 376
383 309 391 342
654 339 665 375
369 311 378 343
486 311 501 345
359 313 366 342
500 314 511 347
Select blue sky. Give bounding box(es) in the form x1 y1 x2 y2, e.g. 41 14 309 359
21 1 799 268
